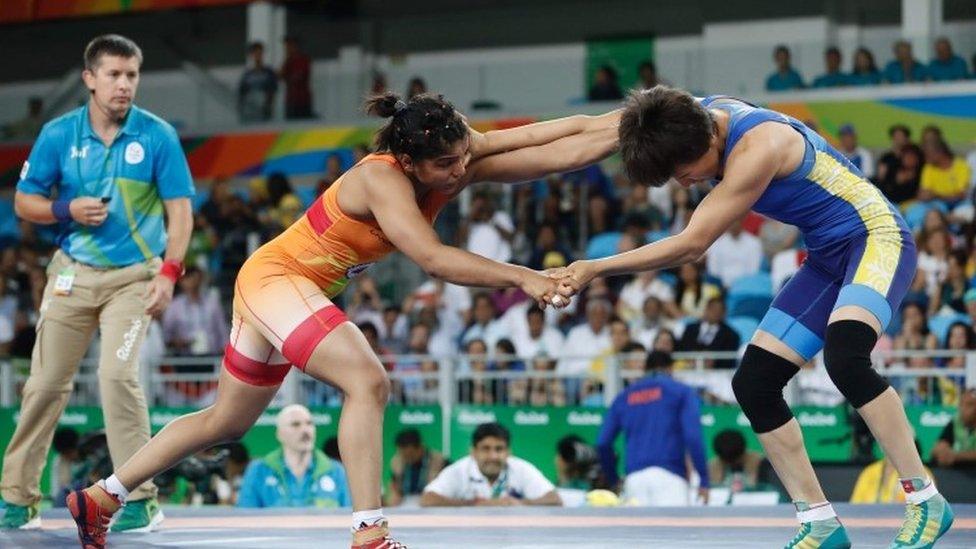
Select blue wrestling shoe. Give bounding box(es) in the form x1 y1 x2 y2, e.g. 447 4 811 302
785 502 851 549
889 479 954 549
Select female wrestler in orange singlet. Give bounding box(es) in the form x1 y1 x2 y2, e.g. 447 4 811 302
67 92 620 549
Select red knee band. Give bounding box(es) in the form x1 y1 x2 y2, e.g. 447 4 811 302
223 344 291 387
281 305 348 370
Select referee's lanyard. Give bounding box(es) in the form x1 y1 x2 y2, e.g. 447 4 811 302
489 468 509 499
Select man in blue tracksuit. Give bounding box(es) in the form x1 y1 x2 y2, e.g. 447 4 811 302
596 350 708 506
237 405 350 508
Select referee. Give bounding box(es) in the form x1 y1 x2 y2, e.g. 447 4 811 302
0 35 193 532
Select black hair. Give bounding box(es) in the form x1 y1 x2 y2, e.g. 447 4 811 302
888 124 911 139
53 427 80 454
946 321 976 349
248 41 264 52
495 338 516 355
645 350 673 371
712 429 747 462
622 341 646 355
853 47 878 73
84 34 143 71
363 92 467 161
472 422 510 446
395 428 423 448
619 86 715 187
825 46 841 57
220 441 250 465
266 172 293 207
526 304 545 319
773 44 790 56
357 321 379 339
638 60 657 73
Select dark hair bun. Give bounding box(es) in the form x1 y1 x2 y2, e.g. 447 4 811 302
363 92 402 118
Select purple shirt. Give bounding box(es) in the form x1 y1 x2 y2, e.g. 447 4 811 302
161 288 229 355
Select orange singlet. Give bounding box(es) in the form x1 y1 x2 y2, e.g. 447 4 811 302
225 154 453 384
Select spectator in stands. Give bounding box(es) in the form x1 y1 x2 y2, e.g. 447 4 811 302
706 218 763 288
161 266 229 356
526 223 573 271
848 47 882 86
812 47 848 88
620 341 648 383
279 35 313 119
928 37 970 82
238 405 351 508
379 305 408 354
930 251 970 316
597 350 709 505
917 227 951 296
669 184 695 233
492 338 525 372
630 296 674 349
461 292 506 347
617 271 676 323
460 339 496 404
558 299 612 378
588 65 624 101
920 140 972 205
677 297 740 369
406 77 428 99
464 192 515 263
931 388 976 468
315 153 345 196
637 60 664 90
214 442 250 506
651 328 677 354
512 305 564 359
264 172 304 231
921 125 944 148
893 301 937 370
940 321 974 374
516 354 565 407
765 45 804 91
837 124 876 179
238 41 277 122
875 124 923 205
4 96 44 140
200 178 258 238
358 322 394 371
851 441 933 503
708 429 763 491
387 429 447 507
421 423 561 506
675 262 722 318
883 40 928 84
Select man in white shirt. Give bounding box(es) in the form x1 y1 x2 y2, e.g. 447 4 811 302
557 299 612 377
706 219 763 289
461 292 507 348
421 423 561 507
511 305 565 359
616 271 675 322
465 193 515 263
838 124 875 179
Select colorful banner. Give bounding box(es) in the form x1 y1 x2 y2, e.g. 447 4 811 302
0 0 251 24
771 93 976 148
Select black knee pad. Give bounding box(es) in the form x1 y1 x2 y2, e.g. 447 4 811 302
732 345 801 434
823 320 889 408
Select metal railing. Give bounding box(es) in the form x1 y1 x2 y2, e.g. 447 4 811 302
2 349 973 409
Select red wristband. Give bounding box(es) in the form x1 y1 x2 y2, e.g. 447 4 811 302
160 260 185 283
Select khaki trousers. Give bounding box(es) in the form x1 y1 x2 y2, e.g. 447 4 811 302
1 250 159 505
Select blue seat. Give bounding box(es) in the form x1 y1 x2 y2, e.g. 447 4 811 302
929 313 971 345
727 315 760 344
729 273 773 297
657 271 678 288
645 229 670 244
903 201 948 231
585 232 622 260
728 295 773 321
295 185 318 208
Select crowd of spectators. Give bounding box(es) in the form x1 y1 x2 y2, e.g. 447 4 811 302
767 37 975 91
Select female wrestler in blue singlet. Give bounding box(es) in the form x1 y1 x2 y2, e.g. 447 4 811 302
554 87 954 549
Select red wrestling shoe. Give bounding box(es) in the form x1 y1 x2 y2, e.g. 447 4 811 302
351 521 407 549
66 486 121 549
